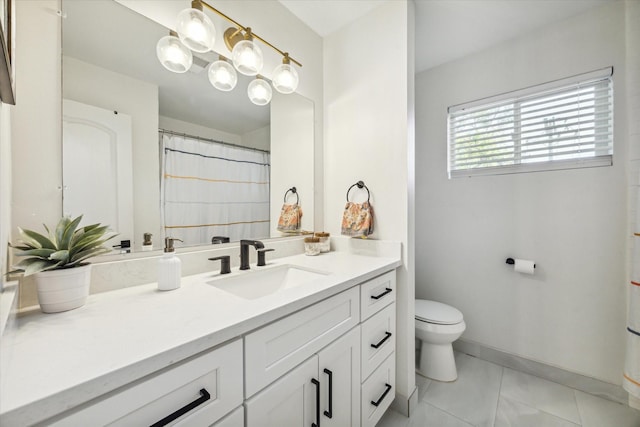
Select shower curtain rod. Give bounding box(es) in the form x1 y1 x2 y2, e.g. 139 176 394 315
159 128 271 154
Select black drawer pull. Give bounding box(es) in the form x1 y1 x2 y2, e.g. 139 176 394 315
371 331 392 349
150 388 210 427
311 378 320 427
323 368 333 419
370 383 392 407
370 288 392 300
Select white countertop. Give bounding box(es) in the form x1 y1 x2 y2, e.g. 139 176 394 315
0 251 400 426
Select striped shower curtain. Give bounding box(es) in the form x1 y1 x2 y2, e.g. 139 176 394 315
624 175 640 406
623 0 640 409
161 133 270 246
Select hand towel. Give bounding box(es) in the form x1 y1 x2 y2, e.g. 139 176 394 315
341 201 374 238
277 203 303 232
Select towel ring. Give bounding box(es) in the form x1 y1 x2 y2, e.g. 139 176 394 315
284 187 299 204
346 180 370 203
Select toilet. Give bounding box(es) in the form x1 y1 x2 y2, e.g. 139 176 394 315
415 299 466 382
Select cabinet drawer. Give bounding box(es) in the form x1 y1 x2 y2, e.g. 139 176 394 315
50 339 243 427
360 270 396 321
361 352 396 427
245 286 359 397
361 303 395 381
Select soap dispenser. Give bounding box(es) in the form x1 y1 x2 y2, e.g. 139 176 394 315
158 237 183 291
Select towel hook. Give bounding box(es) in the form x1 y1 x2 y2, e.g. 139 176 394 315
284 187 299 204
346 180 370 203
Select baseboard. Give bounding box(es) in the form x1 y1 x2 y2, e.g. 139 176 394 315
453 339 629 406
390 385 418 417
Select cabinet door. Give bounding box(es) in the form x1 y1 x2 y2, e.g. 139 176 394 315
318 326 361 427
245 356 319 427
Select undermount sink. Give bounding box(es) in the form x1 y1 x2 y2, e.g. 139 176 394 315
207 265 329 300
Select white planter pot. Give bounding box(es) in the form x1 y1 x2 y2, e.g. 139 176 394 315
34 264 91 313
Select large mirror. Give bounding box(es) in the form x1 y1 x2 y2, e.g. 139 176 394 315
61 0 314 254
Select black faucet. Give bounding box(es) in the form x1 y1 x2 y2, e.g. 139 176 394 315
240 240 264 270
209 255 231 274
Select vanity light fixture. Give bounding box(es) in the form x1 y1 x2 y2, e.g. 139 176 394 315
272 53 299 94
156 31 193 73
230 28 263 76
247 76 272 106
208 56 238 91
156 0 302 105
175 1 216 53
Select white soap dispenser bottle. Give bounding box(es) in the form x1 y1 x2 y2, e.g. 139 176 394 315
158 237 183 291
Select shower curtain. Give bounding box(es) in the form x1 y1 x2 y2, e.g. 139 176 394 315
623 0 640 409
624 176 640 405
161 133 270 246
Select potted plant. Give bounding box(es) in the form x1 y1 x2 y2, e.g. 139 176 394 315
10 215 117 313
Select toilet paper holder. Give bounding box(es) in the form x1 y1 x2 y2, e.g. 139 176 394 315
506 258 536 268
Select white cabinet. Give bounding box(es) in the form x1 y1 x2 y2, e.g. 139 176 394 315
50 339 243 427
41 268 397 427
361 353 396 427
360 270 396 427
318 326 361 427
244 286 360 398
245 270 397 427
360 271 395 321
246 326 361 427
245 355 318 427
361 303 396 380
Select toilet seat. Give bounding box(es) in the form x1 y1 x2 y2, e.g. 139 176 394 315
415 300 463 325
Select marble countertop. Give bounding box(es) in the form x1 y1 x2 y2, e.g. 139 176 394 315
0 250 401 426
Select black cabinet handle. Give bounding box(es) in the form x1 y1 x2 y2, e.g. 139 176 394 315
150 388 210 427
370 383 392 407
370 288 392 300
323 368 333 419
311 378 320 427
371 331 392 349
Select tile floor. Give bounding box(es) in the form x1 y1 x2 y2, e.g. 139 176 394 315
378 352 640 427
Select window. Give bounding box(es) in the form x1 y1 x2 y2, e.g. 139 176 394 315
447 68 613 178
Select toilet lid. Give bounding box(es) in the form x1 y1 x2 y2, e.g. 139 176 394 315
415 300 463 325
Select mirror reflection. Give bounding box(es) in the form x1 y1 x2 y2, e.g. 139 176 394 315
61 0 314 253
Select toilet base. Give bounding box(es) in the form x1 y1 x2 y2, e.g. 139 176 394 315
416 340 458 382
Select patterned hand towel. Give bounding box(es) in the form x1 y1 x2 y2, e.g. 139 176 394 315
341 201 374 238
277 203 303 232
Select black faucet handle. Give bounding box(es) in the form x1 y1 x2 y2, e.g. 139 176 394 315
209 256 231 274
257 248 275 267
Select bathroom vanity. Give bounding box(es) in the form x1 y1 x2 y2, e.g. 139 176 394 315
0 249 400 426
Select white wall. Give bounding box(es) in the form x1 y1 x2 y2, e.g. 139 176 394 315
415 2 628 384
241 125 270 152
159 116 242 145
271 91 314 235
11 0 62 242
62 57 160 250
324 1 416 411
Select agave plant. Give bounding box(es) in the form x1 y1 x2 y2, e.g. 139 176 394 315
11 215 117 276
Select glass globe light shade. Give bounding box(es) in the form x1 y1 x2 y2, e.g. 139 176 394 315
156 35 193 73
248 78 272 106
272 63 299 94
232 39 264 76
208 60 238 92
176 8 216 53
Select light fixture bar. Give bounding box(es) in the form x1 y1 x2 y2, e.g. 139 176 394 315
199 0 303 68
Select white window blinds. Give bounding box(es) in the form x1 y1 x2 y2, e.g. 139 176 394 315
447 68 613 178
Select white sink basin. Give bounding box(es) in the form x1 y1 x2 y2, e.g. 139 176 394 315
207 265 329 300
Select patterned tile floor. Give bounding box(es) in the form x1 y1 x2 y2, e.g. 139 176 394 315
379 352 640 427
